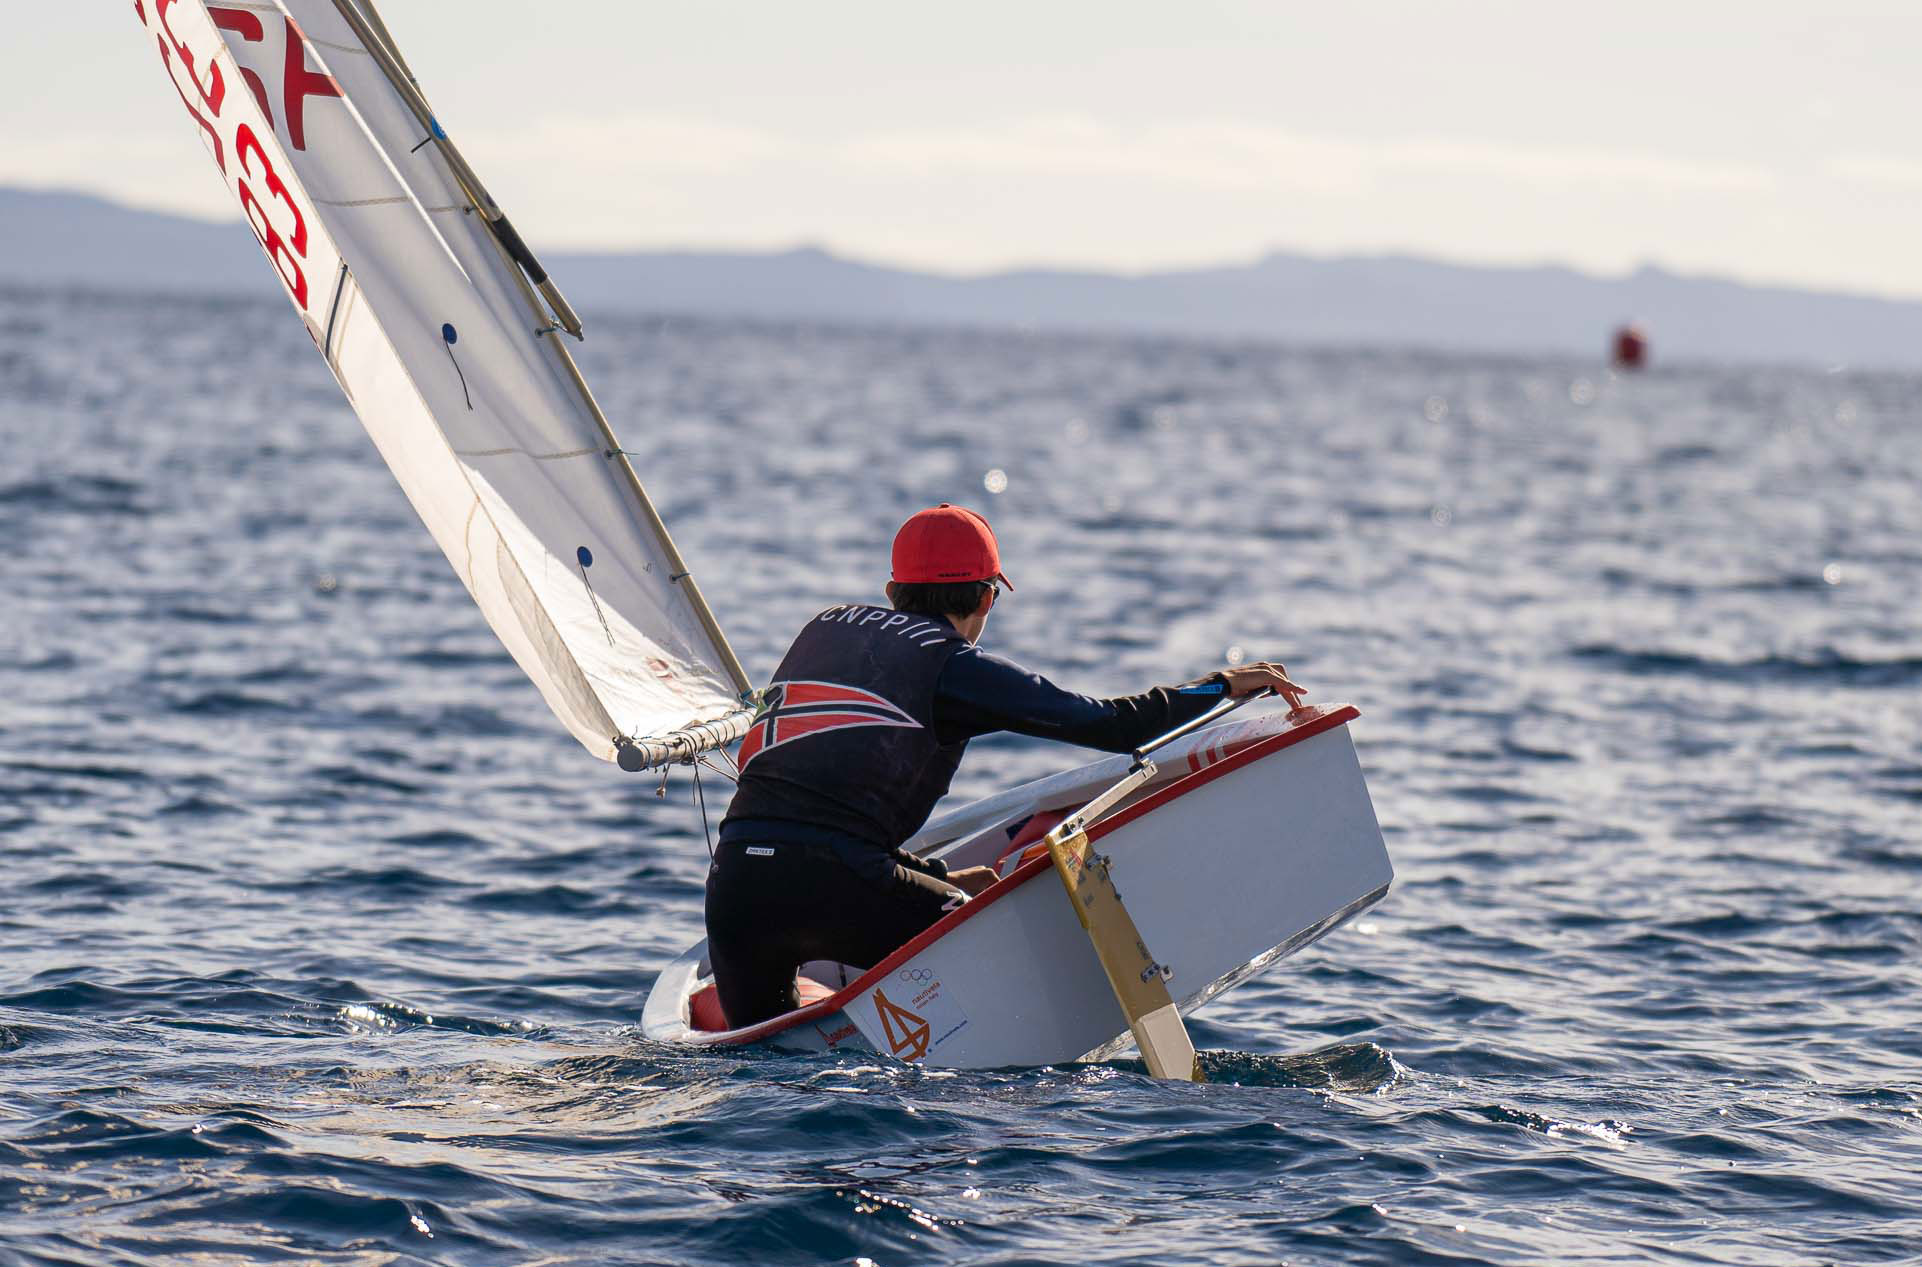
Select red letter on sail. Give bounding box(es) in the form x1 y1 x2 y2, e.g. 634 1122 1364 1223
208 6 275 129
281 19 342 152
235 124 309 308
152 0 228 171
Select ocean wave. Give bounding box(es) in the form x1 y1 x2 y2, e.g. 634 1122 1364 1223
1572 645 1922 687
4 289 1920 1266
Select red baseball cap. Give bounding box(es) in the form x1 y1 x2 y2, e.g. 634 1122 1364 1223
891 504 1013 590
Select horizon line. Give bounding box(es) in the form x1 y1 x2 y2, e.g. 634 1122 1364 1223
8 181 1920 307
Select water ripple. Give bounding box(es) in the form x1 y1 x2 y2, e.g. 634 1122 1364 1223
3 289 1921 1264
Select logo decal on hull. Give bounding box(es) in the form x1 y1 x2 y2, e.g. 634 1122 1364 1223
872 989 931 1061
813 1020 859 1049
867 972 970 1063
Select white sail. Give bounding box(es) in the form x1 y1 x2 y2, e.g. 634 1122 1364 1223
133 0 752 767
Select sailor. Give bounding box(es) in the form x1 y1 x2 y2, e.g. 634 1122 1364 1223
704 503 1303 1027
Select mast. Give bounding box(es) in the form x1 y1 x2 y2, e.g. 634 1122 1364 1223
329 0 755 706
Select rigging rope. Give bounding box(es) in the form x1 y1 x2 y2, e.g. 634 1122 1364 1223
691 759 716 859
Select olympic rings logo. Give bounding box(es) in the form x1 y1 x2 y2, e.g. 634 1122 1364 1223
898 968 934 983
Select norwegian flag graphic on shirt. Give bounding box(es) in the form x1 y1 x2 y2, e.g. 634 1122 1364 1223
736 680 923 769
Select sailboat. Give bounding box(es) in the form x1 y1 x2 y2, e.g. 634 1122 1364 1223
136 0 1393 1075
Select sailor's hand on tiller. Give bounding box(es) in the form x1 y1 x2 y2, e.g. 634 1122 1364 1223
1221 661 1307 709
946 866 999 897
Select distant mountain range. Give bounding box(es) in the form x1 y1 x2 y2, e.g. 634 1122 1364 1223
6 185 1920 369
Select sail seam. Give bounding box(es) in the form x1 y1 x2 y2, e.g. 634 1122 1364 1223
453 446 600 461
308 196 466 212
309 37 372 56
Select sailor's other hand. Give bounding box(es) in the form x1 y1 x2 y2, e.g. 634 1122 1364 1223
947 866 998 897
1221 661 1307 709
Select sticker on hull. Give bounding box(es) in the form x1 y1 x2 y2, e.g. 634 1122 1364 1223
867 968 969 1062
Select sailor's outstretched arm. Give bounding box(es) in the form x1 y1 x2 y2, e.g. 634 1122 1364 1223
932 646 1238 752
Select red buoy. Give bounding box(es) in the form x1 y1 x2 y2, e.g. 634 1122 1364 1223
1612 323 1649 370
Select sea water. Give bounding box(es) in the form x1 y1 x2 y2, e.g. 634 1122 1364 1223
2 285 1919 1266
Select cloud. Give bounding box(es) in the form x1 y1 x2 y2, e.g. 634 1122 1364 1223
469 114 784 176
837 115 1775 196
1380 138 1775 193
40 106 1794 275
1829 153 1922 190
840 116 1370 194
464 111 1776 201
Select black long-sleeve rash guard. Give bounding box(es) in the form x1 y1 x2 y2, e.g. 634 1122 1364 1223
932 646 1230 752
718 637 1233 884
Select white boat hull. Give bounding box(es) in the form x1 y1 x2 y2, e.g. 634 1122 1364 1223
642 705 1391 1068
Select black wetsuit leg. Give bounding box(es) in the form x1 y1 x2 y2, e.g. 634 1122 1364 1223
704 840 961 1030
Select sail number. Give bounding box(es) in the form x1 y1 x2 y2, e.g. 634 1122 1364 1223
234 123 308 308
136 0 340 313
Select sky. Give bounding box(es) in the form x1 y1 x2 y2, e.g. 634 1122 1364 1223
9 2 1922 296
